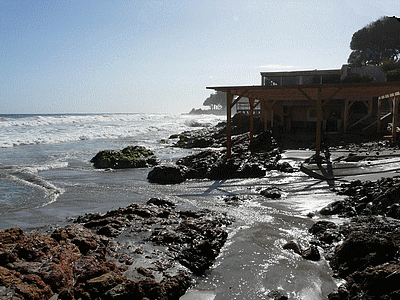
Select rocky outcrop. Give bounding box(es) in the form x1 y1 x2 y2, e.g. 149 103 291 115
329 263 400 300
147 165 187 184
91 146 160 169
319 177 400 218
267 290 289 300
260 187 282 199
282 241 320 261
148 130 295 184
309 215 400 299
0 202 233 300
309 177 400 298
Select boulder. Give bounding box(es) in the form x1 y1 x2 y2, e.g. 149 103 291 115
332 177 400 217
91 146 159 169
328 264 400 299
249 130 277 153
330 231 397 277
267 290 289 300
146 198 176 208
320 200 356 217
309 221 340 245
301 245 320 261
260 187 281 199
387 203 400 219
147 165 187 184
282 241 302 256
282 241 320 261
176 149 222 179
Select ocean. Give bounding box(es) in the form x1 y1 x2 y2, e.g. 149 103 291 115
0 113 342 299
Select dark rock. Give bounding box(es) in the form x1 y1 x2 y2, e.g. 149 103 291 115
260 187 281 199
154 114 290 183
223 195 243 206
282 241 302 256
331 177 400 217
301 245 320 261
0 202 232 299
146 198 176 208
282 241 320 261
91 146 160 169
320 200 356 217
236 163 266 178
312 179 400 298
267 290 289 300
276 162 294 173
306 212 315 218
330 231 397 278
329 264 400 299
309 221 340 245
249 130 277 153
176 149 222 179
207 157 242 180
147 165 187 184
387 203 400 219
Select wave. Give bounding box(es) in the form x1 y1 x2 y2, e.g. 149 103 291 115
0 113 224 148
0 165 65 209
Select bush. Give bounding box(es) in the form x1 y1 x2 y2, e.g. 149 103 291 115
341 74 373 83
386 69 400 82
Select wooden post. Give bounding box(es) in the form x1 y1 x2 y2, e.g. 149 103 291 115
377 97 382 133
226 92 233 158
393 96 399 140
368 98 373 115
261 101 268 131
249 98 255 142
316 88 323 156
344 99 349 133
270 109 274 129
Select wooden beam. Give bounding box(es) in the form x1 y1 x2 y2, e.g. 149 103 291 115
322 87 343 107
377 97 382 133
296 86 315 105
226 92 233 158
249 98 255 142
251 99 261 110
270 109 274 129
344 99 349 133
393 96 399 140
260 100 268 131
316 88 323 156
231 89 249 108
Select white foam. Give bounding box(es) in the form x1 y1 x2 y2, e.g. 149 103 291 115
0 113 225 148
2 170 64 207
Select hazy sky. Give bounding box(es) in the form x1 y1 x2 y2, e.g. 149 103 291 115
1 0 399 114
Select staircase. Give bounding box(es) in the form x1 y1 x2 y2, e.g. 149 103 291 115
349 100 392 133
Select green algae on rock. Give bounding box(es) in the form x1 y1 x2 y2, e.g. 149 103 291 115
90 146 160 169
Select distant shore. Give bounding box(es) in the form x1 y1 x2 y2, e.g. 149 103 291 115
187 108 227 115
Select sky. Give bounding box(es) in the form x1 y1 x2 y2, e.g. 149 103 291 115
0 0 399 114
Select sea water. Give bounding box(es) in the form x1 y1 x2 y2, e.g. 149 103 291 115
0 113 341 299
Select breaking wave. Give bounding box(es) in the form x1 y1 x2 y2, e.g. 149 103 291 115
0 113 224 148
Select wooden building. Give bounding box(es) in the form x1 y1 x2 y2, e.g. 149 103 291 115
207 67 400 157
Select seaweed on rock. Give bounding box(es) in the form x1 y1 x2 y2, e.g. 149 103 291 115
91 146 160 169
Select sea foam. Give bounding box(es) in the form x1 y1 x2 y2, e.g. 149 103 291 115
0 113 224 148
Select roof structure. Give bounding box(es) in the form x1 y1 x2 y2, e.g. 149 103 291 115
207 81 400 102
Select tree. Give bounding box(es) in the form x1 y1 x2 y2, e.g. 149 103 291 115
203 91 226 110
348 16 400 67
